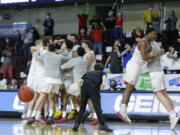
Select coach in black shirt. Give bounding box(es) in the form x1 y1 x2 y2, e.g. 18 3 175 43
73 63 112 132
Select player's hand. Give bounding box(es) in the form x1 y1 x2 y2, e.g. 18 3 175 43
100 84 106 90
156 50 165 56
63 68 73 72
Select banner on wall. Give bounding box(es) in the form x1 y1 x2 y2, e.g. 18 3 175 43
0 23 32 37
106 74 180 91
1 92 180 117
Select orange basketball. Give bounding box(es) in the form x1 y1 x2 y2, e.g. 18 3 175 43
18 86 34 103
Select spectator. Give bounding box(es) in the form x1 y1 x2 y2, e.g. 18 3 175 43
0 73 7 89
90 22 105 55
1 45 13 83
8 79 17 89
115 11 124 39
43 13 54 36
89 14 102 30
14 30 23 56
151 14 161 38
75 2 89 34
105 43 122 74
165 10 178 45
22 28 34 58
143 4 159 29
78 28 88 41
121 44 132 73
104 9 115 41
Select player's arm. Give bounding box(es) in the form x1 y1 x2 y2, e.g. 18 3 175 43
86 53 96 64
61 59 75 70
138 41 164 61
104 56 111 67
101 74 107 90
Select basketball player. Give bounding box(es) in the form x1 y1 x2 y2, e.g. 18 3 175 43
26 38 50 124
53 39 75 122
116 28 164 123
147 40 180 129
73 63 112 132
34 43 71 124
21 39 42 120
81 40 99 125
58 47 88 122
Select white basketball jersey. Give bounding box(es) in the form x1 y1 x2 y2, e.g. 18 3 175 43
84 51 96 71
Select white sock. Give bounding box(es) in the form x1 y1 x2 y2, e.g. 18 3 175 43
49 109 54 117
169 110 176 118
55 104 59 111
35 111 41 120
121 104 127 112
31 110 37 118
26 110 32 118
76 107 80 112
93 113 98 119
62 111 66 118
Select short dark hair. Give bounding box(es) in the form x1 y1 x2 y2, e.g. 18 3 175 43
146 28 155 35
65 39 73 50
47 13 51 16
94 63 104 71
70 34 78 40
77 47 85 57
42 38 50 47
81 40 92 49
48 43 56 52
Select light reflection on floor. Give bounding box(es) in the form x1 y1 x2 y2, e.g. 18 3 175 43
0 119 179 135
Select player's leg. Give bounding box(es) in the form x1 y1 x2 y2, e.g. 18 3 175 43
90 90 113 132
151 71 180 129
116 62 140 123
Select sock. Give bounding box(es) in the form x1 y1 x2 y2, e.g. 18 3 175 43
26 110 32 118
44 111 49 118
35 111 41 120
169 110 176 118
31 110 37 118
121 104 127 112
93 113 98 119
76 107 80 112
62 111 66 118
55 104 59 111
49 109 54 117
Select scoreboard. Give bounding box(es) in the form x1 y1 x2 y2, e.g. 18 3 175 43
0 0 77 5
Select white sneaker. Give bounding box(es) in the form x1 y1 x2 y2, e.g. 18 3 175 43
116 111 132 123
170 113 180 129
169 130 177 135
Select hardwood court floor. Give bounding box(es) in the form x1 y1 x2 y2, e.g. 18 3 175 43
0 118 180 135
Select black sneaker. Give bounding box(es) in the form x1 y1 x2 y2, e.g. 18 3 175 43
26 117 35 125
46 117 54 125
73 122 80 131
99 124 113 132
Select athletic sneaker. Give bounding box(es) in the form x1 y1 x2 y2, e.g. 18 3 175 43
46 117 54 125
169 129 177 135
99 124 113 132
26 117 35 125
170 113 180 129
56 117 68 123
89 119 99 126
53 110 63 119
116 111 132 123
35 118 46 125
67 110 78 120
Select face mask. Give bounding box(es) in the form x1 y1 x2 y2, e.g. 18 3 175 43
108 12 113 16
